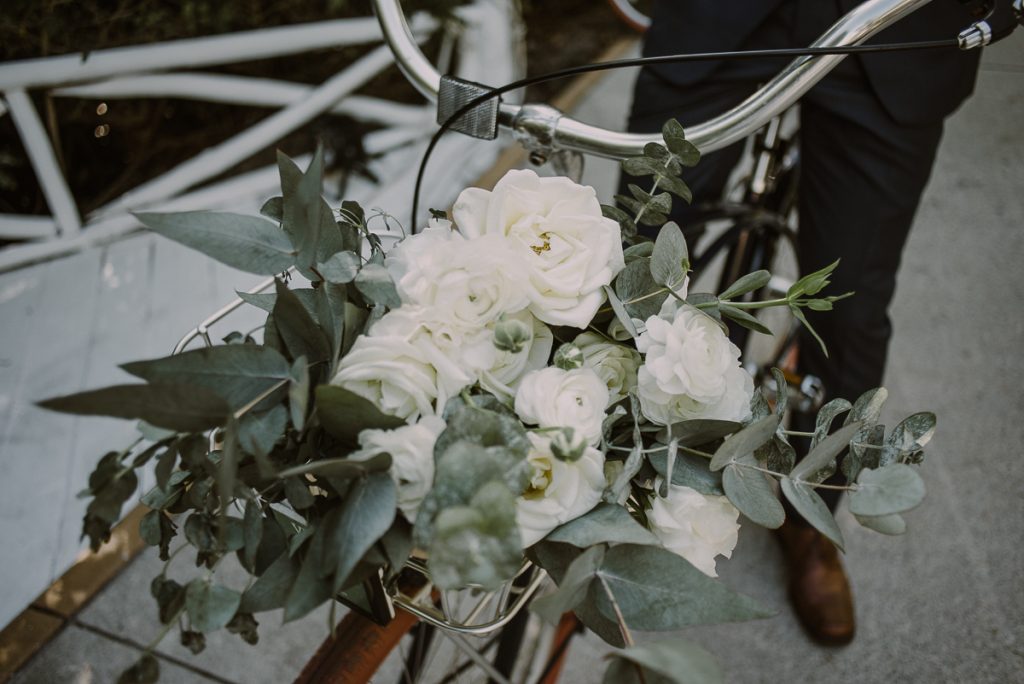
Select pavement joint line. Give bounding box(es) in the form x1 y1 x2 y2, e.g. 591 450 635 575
67 614 238 684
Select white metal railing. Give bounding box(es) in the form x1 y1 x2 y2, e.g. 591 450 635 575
0 2 518 273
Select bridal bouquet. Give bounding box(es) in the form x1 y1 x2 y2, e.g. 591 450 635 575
42 122 936 683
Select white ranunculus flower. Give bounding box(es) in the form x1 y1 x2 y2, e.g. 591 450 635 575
636 299 753 425
572 332 641 406
514 367 609 445
647 478 740 577
479 311 554 403
452 169 625 328
517 432 606 547
351 416 446 523
386 224 529 329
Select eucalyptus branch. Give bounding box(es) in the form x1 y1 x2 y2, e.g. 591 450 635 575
632 176 662 227
146 604 185 652
734 461 859 491
782 430 816 438
606 443 713 460
598 575 635 648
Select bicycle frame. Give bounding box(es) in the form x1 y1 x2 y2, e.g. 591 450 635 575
374 0 953 160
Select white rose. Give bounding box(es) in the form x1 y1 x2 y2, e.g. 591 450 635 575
351 416 446 523
514 367 609 445
452 169 625 328
516 432 606 547
332 310 474 421
386 225 529 329
370 307 487 407
572 332 641 406
647 478 740 577
636 299 753 425
479 311 554 403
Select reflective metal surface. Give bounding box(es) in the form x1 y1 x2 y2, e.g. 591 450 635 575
372 0 936 159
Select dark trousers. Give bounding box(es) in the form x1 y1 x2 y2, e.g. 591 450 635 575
623 1 944 509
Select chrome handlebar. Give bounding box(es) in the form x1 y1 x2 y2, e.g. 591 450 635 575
372 0 936 159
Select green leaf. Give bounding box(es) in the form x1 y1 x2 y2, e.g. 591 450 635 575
788 259 839 298
614 258 667 321
662 119 700 166
323 472 396 592
882 412 936 465
318 251 360 284
842 423 884 481
655 173 692 203
284 526 334 622
602 204 637 240
603 285 638 339
719 304 772 335
315 281 348 369
709 415 779 471
648 449 723 496
723 456 785 528
277 149 345 279
239 552 300 613
122 345 291 412
243 499 263 570
354 263 402 309
846 387 888 426
531 545 605 623
288 357 310 431
118 654 160 684
605 640 723 684
273 279 331 364
136 211 295 275
593 544 771 630
315 385 405 447
654 419 742 448
276 453 391 481
719 270 771 300
217 417 240 525
790 306 828 358
855 512 907 535
237 288 320 320
155 447 176 492
649 222 689 291
185 580 241 633
429 481 522 590
225 612 260 645
544 504 659 547
849 464 926 516
811 398 853 449
789 421 863 484
780 478 844 550
260 196 283 222
238 405 288 466
151 576 186 624
38 383 230 433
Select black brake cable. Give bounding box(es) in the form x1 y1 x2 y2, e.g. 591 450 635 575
408 38 961 229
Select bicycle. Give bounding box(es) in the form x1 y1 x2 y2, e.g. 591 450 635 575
156 0 1021 681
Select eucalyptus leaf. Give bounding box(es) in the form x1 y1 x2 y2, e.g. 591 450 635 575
239 552 300 613
845 387 888 426
531 544 605 623
429 481 522 590
842 423 885 481
277 149 345 279
545 503 659 548
118 654 160 684
38 383 230 433
217 418 240 526
243 499 263 570
849 464 925 516
354 263 402 309
723 456 785 528
593 544 771 630
606 640 723 684
650 222 689 291
317 251 360 284
855 512 907 535
315 385 405 447
238 404 288 465
237 288 320 321
288 357 309 431
662 119 700 166
136 211 295 275
323 472 396 592
603 285 638 339
649 449 723 496
276 453 391 481
811 398 853 449
719 305 772 335
284 525 334 622
654 419 742 448
709 415 779 471
273 279 331 364
780 477 844 550
789 421 863 483
185 580 241 633
614 258 667 320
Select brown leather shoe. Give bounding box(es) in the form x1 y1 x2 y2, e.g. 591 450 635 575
776 520 856 646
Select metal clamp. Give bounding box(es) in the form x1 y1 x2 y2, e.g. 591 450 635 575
437 74 501 140
957 20 993 49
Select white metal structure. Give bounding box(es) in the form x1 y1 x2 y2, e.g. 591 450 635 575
0 1 522 273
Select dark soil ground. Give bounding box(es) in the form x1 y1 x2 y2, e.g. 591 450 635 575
0 0 632 224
